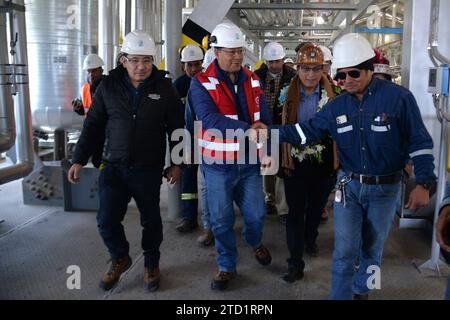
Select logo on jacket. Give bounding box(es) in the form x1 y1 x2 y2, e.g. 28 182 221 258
148 94 161 100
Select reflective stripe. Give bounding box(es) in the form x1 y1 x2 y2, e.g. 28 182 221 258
208 77 220 86
181 193 198 200
409 149 434 158
295 123 306 145
201 77 220 91
198 139 240 152
225 114 239 120
251 78 260 88
202 82 216 90
337 125 353 134
254 112 260 121
371 125 391 132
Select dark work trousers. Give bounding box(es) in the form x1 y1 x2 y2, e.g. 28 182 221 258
181 164 199 222
97 165 163 268
284 160 335 270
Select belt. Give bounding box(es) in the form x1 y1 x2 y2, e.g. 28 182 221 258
347 172 402 185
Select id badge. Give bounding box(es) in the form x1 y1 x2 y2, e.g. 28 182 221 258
335 189 342 203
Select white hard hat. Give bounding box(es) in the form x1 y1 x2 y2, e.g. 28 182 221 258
319 45 333 62
83 54 104 70
263 42 285 61
374 63 392 76
332 33 375 69
181 44 204 62
284 58 294 64
209 22 245 48
121 30 156 56
202 48 216 69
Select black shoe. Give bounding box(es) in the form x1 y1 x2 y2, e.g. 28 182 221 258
353 293 369 300
175 219 198 233
211 271 237 291
305 243 319 257
254 245 272 266
278 214 288 225
281 267 304 283
266 203 278 215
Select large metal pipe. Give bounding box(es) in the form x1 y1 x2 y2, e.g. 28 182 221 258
99 0 114 73
0 13 16 153
112 0 120 68
164 0 182 79
0 0 33 185
429 0 450 65
125 0 132 35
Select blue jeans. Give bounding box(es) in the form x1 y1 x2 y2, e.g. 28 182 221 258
199 166 211 230
203 164 266 272
97 165 163 268
330 170 401 300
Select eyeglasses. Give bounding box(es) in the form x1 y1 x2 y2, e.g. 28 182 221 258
125 56 153 67
298 65 323 73
335 70 361 80
219 48 246 56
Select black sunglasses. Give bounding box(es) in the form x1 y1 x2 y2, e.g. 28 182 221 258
335 70 361 80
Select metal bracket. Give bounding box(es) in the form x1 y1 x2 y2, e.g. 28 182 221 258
0 0 26 13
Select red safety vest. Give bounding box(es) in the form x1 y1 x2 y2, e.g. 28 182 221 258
196 64 262 162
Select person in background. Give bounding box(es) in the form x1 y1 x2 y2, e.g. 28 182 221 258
255 42 296 223
436 181 450 300
173 44 205 234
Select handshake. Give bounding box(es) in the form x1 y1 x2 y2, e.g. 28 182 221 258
249 122 268 144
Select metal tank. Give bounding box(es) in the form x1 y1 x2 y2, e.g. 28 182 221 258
25 0 98 131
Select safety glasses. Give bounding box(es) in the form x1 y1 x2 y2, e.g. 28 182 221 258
335 69 361 80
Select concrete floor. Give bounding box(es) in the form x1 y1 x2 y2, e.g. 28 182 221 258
0 178 448 300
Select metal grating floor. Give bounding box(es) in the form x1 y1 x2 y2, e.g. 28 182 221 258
0 179 448 300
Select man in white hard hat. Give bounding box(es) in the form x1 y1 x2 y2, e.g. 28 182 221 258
173 44 205 234
72 53 105 117
255 42 296 222
68 30 184 293
284 58 295 69
257 33 436 299
189 21 273 291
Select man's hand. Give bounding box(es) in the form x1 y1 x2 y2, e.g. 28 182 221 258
249 122 268 143
72 98 85 116
436 206 450 252
405 185 430 212
68 163 83 184
260 155 276 176
166 165 181 184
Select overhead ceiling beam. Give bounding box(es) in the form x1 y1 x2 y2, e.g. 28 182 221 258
248 25 339 31
332 0 377 27
261 36 331 41
231 3 357 10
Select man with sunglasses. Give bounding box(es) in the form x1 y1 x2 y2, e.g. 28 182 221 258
255 42 296 221
189 22 273 291
68 30 184 293
260 33 436 299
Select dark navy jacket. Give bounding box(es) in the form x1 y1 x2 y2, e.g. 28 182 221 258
274 77 436 185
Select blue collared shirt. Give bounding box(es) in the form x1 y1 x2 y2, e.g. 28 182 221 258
274 77 436 184
297 84 320 122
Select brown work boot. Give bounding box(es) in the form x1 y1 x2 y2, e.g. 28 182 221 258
144 267 161 292
254 245 272 266
175 218 198 233
211 271 237 291
197 229 214 247
99 255 132 291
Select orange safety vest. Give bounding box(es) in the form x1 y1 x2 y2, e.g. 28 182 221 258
81 82 92 116
196 64 262 162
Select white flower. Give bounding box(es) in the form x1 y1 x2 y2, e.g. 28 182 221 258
317 88 329 112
